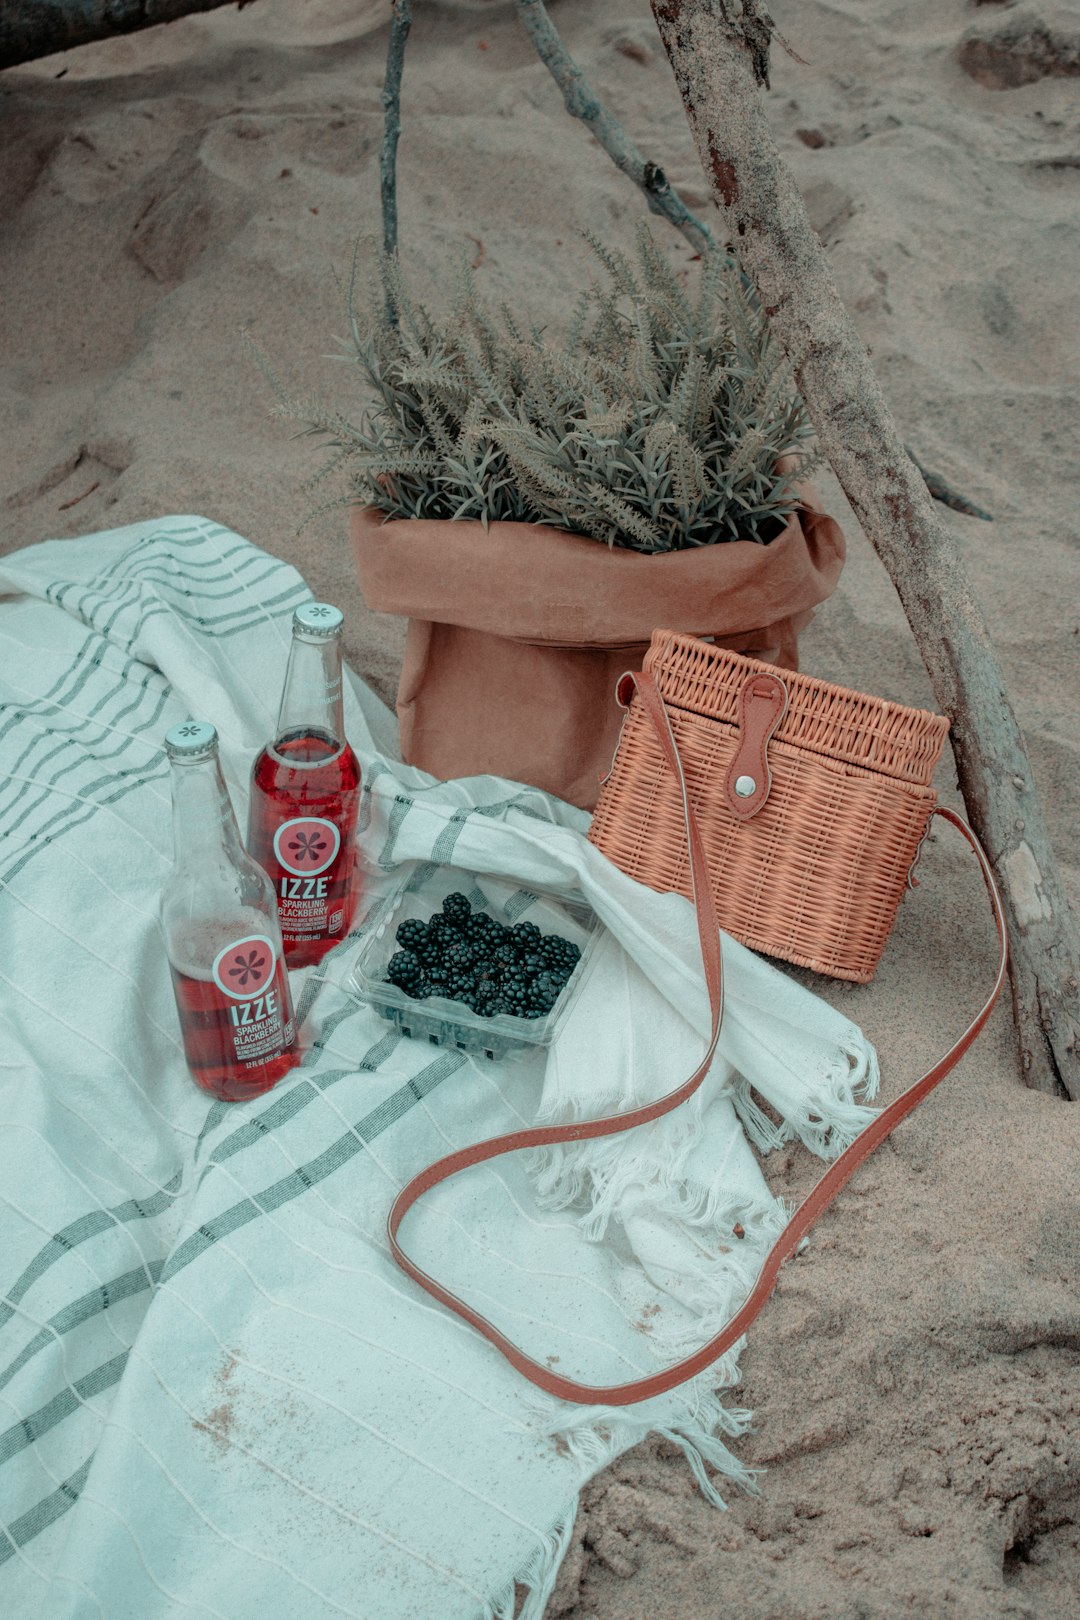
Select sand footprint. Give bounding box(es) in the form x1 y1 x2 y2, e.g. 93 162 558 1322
128 129 254 285
6 439 133 518
47 103 192 205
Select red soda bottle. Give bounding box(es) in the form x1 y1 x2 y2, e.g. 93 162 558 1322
246 603 361 968
160 720 299 1101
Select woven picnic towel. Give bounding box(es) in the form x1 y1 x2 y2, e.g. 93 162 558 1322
0 517 879 1619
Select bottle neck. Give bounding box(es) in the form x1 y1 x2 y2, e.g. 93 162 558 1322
274 632 346 759
170 751 246 869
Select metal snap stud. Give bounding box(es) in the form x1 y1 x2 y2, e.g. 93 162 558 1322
734 775 757 798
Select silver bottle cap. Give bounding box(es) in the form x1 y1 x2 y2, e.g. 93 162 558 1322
164 720 218 761
293 602 344 639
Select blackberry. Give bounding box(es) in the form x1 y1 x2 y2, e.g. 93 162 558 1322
511 921 542 955
540 936 580 975
387 949 423 990
396 917 426 950
441 892 472 925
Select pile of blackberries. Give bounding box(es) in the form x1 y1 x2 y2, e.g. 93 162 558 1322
385 892 582 1020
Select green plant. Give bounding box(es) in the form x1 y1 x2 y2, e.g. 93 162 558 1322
279 223 821 552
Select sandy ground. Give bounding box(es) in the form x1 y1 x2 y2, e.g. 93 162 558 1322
2 1 1079 1616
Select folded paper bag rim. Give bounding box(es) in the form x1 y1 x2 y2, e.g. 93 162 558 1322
349 491 844 650
348 482 844 808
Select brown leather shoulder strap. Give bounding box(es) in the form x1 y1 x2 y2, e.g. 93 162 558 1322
387 671 1008 1407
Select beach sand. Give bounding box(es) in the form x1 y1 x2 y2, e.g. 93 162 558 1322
2 1 1078 1615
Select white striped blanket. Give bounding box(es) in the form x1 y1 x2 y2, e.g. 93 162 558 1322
0 517 879 1618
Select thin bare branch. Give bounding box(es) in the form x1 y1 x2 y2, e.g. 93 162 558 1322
512 0 718 258
380 0 413 264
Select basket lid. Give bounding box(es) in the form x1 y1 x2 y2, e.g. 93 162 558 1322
643 630 950 788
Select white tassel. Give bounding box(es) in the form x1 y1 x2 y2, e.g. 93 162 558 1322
513 1499 580 1620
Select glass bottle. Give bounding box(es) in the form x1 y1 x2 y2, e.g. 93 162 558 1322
246 603 361 968
161 720 298 1101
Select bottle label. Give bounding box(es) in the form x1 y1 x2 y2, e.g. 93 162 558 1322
210 934 291 1069
272 816 346 941
247 736 361 960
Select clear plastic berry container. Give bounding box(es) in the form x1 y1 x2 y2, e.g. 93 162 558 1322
347 863 602 1061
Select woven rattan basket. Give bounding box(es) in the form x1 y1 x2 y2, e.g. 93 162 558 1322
589 630 953 982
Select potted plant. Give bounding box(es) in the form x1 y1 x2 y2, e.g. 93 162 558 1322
284 224 844 809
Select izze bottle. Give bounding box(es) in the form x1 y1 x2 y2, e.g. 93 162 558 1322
246 603 361 968
161 720 298 1101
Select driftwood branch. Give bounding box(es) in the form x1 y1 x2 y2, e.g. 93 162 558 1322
511 0 718 258
0 0 249 70
650 0 1078 1098
380 0 413 262
512 0 986 518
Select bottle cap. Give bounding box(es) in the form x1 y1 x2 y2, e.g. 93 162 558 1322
164 720 218 761
293 602 344 639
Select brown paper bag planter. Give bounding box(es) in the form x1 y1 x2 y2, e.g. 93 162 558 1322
350 494 844 809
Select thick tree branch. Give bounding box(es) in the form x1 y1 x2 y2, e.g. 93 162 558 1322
650 0 1078 1097
0 0 250 70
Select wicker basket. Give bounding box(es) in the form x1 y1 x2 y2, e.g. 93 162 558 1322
589 630 952 982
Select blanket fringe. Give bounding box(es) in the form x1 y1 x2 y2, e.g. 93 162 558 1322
533 1339 763 1493
730 1019 880 1157
486 1497 579 1620
491 1379 763 1618
485 1406 764 1620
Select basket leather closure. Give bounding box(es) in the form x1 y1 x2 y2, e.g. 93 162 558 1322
723 670 788 820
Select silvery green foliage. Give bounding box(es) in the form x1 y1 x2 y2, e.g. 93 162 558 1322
285 224 821 551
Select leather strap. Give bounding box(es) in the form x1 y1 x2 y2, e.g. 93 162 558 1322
723 669 788 819
387 670 1009 1407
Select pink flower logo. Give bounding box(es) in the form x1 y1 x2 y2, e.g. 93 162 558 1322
226 947 268 989
273 816 341 877
212 935 277 1000
286 829 329 866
